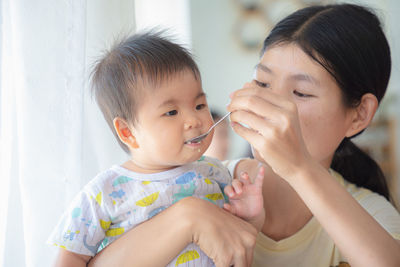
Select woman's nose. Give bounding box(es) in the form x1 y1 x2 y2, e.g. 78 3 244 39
184 114 202 130
269 81 291 98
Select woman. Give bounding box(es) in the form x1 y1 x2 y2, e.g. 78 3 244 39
88 3 400 267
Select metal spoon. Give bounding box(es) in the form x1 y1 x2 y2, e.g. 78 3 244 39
185 112 231 144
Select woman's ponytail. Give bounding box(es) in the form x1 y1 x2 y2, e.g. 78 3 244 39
331 138 391 201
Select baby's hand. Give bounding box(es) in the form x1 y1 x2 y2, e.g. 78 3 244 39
223 166 264 223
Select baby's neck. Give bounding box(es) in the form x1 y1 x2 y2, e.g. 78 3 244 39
121 160 179 174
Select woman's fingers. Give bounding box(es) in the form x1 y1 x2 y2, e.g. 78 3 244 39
230 121 266 151
228 85 299 137
186 197 257 267
228 95 299 143
232 249 248 267
231 85 296 110
228 94 283 125
233 85 297 109
228 109 275 139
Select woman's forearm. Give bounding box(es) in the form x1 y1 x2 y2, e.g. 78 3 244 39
291 162 400 267
89 196 258 267
88 199 193 267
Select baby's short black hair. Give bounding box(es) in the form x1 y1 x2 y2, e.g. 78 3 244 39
90 30 201 153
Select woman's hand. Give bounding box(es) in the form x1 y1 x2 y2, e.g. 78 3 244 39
228 83 312 181
186 197 258 267
89 196 257 267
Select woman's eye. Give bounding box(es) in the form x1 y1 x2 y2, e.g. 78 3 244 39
255 80 270 88
165 110 178 116
196 104 206 110
293 90 312 98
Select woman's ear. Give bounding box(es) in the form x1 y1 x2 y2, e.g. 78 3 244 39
113 117 139 149
345 93 378 137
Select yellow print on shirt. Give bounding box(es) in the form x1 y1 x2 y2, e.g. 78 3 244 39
136 191 160 207
100 219 111 230
106 227 125 237
175 250 200 266
91 192 102 206
204 178 213 184
205 193 224 201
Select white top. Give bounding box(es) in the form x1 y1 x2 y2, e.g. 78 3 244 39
224 159 400 267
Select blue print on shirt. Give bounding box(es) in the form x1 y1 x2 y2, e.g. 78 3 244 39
109 189 125 198
175 172 196 184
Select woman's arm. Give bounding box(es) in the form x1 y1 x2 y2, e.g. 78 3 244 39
54 250 91 267
292 162 400 267
88 196 258 267
228 85 400 267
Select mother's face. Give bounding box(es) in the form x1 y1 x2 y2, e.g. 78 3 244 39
252 43 356 168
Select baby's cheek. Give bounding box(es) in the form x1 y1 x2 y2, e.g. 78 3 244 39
203 132 214 151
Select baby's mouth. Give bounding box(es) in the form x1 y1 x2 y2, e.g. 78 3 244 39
184 139 202 145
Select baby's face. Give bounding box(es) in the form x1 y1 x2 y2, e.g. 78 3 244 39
129 69 214 172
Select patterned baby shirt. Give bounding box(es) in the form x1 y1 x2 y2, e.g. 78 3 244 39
47 156 232 266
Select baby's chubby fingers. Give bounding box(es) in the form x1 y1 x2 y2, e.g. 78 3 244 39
224 180 243 198
224 184 236 198
239 171 251 185
254 166 265 188
231 179 244 196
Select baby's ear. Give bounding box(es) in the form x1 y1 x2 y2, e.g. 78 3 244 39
113 117 139 149
345 93 378 137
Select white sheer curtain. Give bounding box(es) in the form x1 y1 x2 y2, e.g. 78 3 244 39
0 0 192 266
134 0 192 47
0 0 134 266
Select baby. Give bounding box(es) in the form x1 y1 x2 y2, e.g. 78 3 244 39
47 30 264 266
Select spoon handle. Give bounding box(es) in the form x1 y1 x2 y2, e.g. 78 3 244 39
209 111 231 132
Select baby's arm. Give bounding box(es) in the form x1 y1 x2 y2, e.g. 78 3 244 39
223 165 265 231
53 249 91 267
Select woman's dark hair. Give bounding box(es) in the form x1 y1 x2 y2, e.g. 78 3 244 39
261 4 391 200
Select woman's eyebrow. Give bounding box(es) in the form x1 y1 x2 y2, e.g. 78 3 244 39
256 63 320 86
290 73 320 86
255 63 272 74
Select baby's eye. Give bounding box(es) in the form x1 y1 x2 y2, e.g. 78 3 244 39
255 80 271 88
293 90 313 98
196 104 206 110
165 110 178 116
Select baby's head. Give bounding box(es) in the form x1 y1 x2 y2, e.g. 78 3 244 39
91 30 214 171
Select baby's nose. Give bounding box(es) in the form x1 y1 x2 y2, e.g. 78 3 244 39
184 115 202 130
